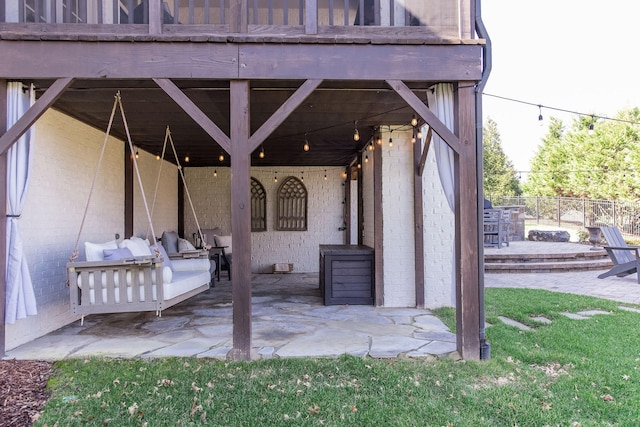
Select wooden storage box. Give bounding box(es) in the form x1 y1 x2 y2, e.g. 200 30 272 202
319 245 374 305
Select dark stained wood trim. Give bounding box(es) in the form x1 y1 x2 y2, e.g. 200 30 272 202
124 144 133 238
0 77 73 155
305 0 318 35
344 167 351 245
386 79 462 154
153 78 232 153
357 160 363 245
248 79 322 152
418 127 433 176
178 175 184 238
454 82 480 360
230 80 252 360
0 80 7 357
148 0 162 35
240 45 481 81
413 133 425 308
373 142 383 307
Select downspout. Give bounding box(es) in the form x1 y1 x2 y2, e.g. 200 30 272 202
475 0 492 360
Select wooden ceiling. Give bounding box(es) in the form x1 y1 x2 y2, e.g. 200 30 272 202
29 78 433 167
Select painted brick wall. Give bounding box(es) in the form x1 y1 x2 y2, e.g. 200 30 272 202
380 129 416 307
133 149 178 239
361 155 375 249
184 167 345 273
422 144 455 308
6 109 124 350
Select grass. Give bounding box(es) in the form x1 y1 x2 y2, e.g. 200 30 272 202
36 288 640 426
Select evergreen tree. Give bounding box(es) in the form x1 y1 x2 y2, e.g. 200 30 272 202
483 118 521 198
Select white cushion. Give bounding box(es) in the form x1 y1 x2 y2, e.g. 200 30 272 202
85 240 118 262
214 235 232 255
119 236 153 257
178 238 196 252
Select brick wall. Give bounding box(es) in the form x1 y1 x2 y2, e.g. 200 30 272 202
183 166 345 273
422 144 455 308
380 129 415 307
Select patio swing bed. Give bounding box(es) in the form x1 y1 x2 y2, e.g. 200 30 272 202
66 92 213 323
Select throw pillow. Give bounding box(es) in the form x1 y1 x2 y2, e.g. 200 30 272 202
103 247 134 261
162 230 179 254
119 236 153 257
85 240 118 262
214 235 232 255
178 238 196 252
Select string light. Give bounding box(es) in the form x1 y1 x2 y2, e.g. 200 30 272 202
219 153 225 162
259 146 265 158
411 129 416 143
135 149 139 159
300 171 304 182
538 104 544 125
274 171 278 183
184 154 189 163
303 133 310 152
411 114 418 127
376 133 382 145
589 115 595 135
156 153 161 160
213 169 218 177
368 141 374 151
324 169 327 180
353 121 360 142
365 154 369 163
417 129 422 139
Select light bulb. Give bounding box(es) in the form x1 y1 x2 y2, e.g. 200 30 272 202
156 154 161 160
376 135 382 145
135 150 139 159
259 147 265 158
411 114 418 127
388 137 393 147
219 153 224 162
185 155 189 163
303 140 310 151
353 128 360 142
417 130 422 139
213 169 217 177
365 155 369 163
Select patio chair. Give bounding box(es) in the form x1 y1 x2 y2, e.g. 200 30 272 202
597 226 640 283
483 209 503 248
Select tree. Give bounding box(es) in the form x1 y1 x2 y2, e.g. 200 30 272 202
523 108 640 201
483 118 521 198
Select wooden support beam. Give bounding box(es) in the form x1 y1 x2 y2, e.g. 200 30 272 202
0 77 74 156
454 82 480 360
344 167 351 245
413 131 425 308
385 79 462 154
0 80 7 358
248 79 322 152
153 78 231 154
373 141 384 307
229 0 247 33
124 144 133 238
418 127 433 176
230 80 252 361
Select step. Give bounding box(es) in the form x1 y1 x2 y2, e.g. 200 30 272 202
484 248 612 273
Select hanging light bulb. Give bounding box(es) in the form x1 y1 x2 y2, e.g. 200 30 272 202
388 137 393 148
156 153 161 160
300 171 304 182
376 133 382 145
411 114 418 127
417 129 423 139
353 121 360 142
538 105 544 125
588 116 595 135
357 162 361 169
303 134 310 152
368 141 374 151
219 153 225 162
135 149 139 159
259 146 265 158
341 170 348 179
213 169 218 177
411 130 416 144
365 154 369 163
185 154 190 163
324 170 328 180
274 171 278 183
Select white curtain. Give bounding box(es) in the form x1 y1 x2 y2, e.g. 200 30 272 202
5 82 37 324
426 83 456 305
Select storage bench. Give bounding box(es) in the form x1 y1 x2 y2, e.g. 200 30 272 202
319 245 374 305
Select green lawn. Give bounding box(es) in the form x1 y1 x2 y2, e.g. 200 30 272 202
36 288 640 426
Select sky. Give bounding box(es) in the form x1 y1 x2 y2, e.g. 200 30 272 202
481 0 640 175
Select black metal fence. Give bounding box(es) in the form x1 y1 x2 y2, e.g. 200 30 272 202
491 196 640 239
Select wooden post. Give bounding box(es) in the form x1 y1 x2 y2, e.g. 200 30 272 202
230 80 252 360
0 80 7 357
413 131 425 308
124 143 133 238
305 0 318 35
373 138 383 307
454 82 480 360
148 0 162 34
229 0 247 33
344 167 351 245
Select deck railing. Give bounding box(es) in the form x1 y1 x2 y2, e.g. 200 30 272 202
0 0 467 36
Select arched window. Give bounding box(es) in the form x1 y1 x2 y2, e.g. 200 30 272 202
251 177 267 231
276 177 307 231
